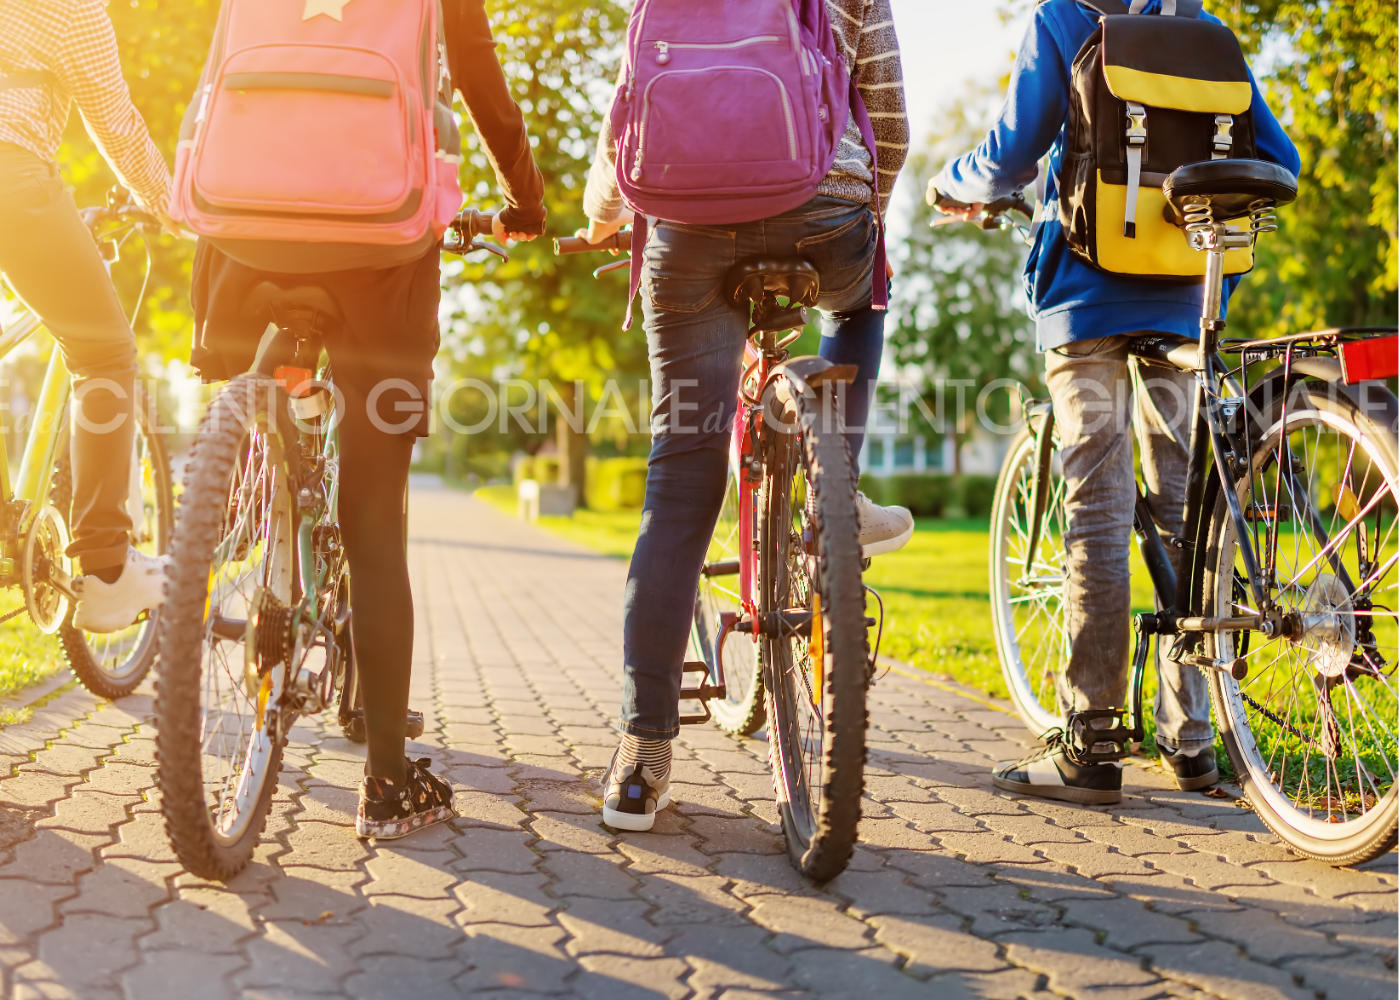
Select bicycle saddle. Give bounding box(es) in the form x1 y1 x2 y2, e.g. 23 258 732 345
1162 160 1298 225
722 257 820 308
243 282 345 325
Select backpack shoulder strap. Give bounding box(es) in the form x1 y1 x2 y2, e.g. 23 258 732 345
1074 0 1129 15
1127 0 1203 14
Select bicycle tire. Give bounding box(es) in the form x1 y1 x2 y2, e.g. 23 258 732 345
1200 380 1398 865
156 373 296 879
54 395 174 700
690 457 765 735
760 377 867 882
990 424 1071 735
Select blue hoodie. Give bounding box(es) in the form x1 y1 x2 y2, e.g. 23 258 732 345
933 0 1302 351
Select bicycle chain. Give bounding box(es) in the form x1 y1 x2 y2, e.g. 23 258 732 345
1240 690 1320 750
0 605 27 626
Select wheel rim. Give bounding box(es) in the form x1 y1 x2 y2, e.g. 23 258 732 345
200 426 294 846
1214 403 1398 837
692 464 760 722
992 430 1071 732
765 441 828 850
80 424 167 680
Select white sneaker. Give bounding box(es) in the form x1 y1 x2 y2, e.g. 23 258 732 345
73 548 168 633
855 491 914 557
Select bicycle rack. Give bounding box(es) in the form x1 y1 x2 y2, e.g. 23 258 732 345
679 661 727 726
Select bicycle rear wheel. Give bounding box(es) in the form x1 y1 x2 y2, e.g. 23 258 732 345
157 374 297 879
1201 380 1398 864
690 457 764 735
760 377 868 881
55 393 174 699
990 422 1072 734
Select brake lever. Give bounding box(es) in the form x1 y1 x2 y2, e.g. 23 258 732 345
464 239 509 263
593 257 630 278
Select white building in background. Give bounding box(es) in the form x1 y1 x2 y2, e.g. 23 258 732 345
856 371 1019 477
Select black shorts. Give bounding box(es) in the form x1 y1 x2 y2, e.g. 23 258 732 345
190 241 441 435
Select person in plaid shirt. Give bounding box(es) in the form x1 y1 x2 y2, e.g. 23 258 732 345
0 0 179 632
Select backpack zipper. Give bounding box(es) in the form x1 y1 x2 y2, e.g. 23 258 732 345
782 4 809 74
652 36 782 65
631 65 797 181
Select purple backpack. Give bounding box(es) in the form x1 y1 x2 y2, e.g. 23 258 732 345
611 0 886 325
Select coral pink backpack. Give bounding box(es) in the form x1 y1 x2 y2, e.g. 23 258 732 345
171 0 463 273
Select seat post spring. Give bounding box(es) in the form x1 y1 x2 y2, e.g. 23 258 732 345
1248 198 1278 235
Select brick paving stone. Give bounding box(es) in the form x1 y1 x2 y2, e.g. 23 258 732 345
122 949 243 1000
1282 952 1397 1000
0 489 1392 1000
747 897 871 951
454 870 555 926
868 913 1006 975
1060 895 1201 949
574 954 691 1000
558 898 671 957
1002 928 1166 999
1139 939 1314 1000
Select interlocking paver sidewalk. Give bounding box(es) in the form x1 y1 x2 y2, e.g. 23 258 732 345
0 481 1393 1000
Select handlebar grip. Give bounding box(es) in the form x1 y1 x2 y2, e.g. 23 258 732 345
554 230 633 254
455 208 495 237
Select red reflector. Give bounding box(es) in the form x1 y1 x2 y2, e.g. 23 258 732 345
1340 336 1398 384
274 366 315 394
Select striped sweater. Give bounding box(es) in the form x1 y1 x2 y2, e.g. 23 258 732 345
584 0 908 222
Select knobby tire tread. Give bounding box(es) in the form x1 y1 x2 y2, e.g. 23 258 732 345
766 382 868 882
156 374 284 880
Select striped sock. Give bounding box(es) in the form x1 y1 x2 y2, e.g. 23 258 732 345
615 734 672 782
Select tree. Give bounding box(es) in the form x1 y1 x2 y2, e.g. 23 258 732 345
888 82 1041 474
439 0 644 500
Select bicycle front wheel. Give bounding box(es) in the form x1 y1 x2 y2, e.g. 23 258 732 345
760 376 868 882
690 456 764 735
1201 380 1398 864
157 374 297 879
990 422 1072 734
56 393 174 699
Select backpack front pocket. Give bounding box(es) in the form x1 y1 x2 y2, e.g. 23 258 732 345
195 45 415 217
630 66 811 195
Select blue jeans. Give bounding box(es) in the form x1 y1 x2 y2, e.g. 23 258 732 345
620 195 885 739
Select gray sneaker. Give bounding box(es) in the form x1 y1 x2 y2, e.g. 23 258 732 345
855 491 914 557
602 736 672 831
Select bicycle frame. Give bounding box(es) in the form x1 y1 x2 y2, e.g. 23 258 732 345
1025 227 1398 754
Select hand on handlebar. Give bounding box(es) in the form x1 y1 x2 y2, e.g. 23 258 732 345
926 180 983 222
580 210 634 254
490 214 538 245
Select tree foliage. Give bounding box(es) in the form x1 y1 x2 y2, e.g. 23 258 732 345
1212 0 1397 336
889 83 1040 470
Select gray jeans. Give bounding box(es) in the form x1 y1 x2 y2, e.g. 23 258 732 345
1045 334 1213 751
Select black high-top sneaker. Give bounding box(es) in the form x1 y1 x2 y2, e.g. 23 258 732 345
1156 741 1219 791
602 735 672 831
356 756 456 840
992 729 1123 804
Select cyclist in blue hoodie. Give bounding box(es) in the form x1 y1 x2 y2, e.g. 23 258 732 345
930 0 1300 804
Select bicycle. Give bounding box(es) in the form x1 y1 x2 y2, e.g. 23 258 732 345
155 209 503 879
0 186 174 700
968 161 1399 863
556 231 877 881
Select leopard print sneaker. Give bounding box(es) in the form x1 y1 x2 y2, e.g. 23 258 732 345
356 756 456 840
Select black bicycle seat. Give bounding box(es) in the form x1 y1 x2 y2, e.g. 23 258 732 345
244 282 345 325
1163 160 1298 225
722 257 820 308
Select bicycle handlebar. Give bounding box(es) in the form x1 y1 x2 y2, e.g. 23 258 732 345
929 188 1035 230
442 208 497 254
554 229 633 255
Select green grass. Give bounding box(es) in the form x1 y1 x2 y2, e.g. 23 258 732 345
475 484 643 559
0 587 64 720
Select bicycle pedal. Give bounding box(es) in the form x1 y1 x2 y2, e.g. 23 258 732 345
339 707 426 740
679 661 727 725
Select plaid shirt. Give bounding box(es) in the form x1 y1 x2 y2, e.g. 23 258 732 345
0 0 171 214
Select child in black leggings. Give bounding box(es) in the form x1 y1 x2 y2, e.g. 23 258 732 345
190 0 545 839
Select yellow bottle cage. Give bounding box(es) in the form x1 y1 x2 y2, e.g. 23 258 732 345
1100 15 1252 114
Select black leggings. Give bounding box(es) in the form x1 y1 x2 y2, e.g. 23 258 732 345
336 383 417 784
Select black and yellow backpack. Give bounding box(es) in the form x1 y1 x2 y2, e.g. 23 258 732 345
1059 0 1259 280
